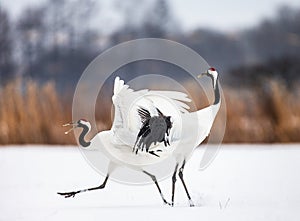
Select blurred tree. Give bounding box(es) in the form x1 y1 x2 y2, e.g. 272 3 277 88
228 6 300 88
15 0 100 90
109 0 179 80
114 0 145 29
6 0 300 91
17 6 46 78
41 0 99 88
46 0 97 51
0 7 14 83
248 6 300 62
183 29 245 71
112 0 178 39
142 0 178 37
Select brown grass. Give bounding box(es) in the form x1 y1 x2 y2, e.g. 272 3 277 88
0 78 74 144
223 80 300 142
0 78 299 144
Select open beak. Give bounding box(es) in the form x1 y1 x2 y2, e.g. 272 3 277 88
63 122 78 134
197 72 207 78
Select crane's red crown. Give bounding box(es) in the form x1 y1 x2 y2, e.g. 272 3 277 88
209 67 216 71
80 118 88 122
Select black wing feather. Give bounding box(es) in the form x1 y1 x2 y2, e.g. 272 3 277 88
137 119 150 137
156 108 164 117
137 107 151 124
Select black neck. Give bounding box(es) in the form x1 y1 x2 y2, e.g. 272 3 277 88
213 77 220 105
79 125 91 147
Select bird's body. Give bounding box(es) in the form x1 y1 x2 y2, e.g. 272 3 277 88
58 68 221 207
134 107 172 154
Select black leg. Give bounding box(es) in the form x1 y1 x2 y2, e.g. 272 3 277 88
171 163 179 206
143 170 171 206
57 174 109 198
178 160 194 207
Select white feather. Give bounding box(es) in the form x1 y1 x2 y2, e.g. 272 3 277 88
111 76 191 147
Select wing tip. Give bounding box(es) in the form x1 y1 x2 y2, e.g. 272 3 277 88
114 76 124 95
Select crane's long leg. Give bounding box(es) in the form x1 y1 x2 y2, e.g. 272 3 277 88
171 163 179 206
57 174 109 198
178 160 194 207
58 162 116 198
143 170 171 206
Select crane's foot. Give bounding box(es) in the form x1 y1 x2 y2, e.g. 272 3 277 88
170 201 194 207
163 199 172 206
189 199 195 207
57 191 80 198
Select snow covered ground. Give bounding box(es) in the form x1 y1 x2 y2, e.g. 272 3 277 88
1 144 300 221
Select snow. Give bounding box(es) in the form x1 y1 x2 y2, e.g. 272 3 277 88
1 145 300 221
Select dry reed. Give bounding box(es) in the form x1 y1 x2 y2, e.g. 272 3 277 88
0 78 74 144
0 78 299 145
223 80 300 142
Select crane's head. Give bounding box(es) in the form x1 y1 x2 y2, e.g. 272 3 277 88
198 67 219 88
63 119 91 134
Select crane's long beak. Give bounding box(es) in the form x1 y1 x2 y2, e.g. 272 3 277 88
63 122 78 134
197 72 207 78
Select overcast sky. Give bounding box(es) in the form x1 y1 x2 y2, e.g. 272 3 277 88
2 0 300 33
171 0 300 31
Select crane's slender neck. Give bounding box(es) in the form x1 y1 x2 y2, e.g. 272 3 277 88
79 125 91 147
213 76 220 105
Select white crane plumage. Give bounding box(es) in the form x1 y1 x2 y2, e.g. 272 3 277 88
58 67 221 207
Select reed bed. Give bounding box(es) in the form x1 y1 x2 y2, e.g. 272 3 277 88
0 79 73 144
0 78 299 145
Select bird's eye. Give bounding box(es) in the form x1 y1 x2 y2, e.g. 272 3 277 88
209 67 216 71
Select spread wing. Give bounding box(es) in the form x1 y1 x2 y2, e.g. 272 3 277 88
147 91 191 113
111 76 192 147
111 77 149 146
